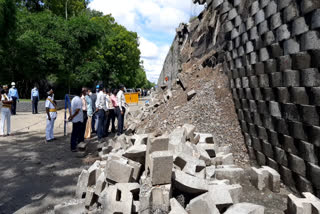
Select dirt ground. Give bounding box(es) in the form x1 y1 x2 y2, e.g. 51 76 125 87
0 110 89 214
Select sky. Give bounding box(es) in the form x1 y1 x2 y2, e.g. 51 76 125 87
88 0 204 83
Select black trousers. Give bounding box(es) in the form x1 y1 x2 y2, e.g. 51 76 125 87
106 109 116 134
71 122 82 150
11 97 17 115
117 107 126 135
97 109 105 140
32 96 39 114
79 111 87 143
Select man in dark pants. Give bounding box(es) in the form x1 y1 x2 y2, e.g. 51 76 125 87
95 85 106 141
116 85 127 135
79 88 88 143
31 86 40 114
69 91 83 152
91 86 98 133
8 82 19 115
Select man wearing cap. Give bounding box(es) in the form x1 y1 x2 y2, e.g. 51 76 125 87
45 89 57 142
31 85 40 114
0 85 13 136
8 82 19 115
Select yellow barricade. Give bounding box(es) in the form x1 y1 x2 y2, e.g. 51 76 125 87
125 92 139 104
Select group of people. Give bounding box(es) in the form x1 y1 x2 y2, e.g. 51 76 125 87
44 85 128 152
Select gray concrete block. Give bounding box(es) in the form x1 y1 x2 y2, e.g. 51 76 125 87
311 87 320 106
298 139 318 163
54 199 85 214
235 16 242 27
169 198 187 214
187 90 197 100
283 70 300 87
250 26 259 40
255 62 265 75
278 55 292 72
291 87 309 104
278 0 292 10
269 101 281 117
301 0 320 14
224 202 265 214
149 151 173 185
186 192 220 214
283 2 300 23
309 162 320 188
270 43 283 58
265 59 277 74
284 39 300 55
260 48 269 61
288 153 306 177
292 52 311 70
301 31 320 50
276 24 291 41
246 41 254 53
212 0 224 8
224 21 234 33
279 165 295 189
266 1 277 18
228 8 238 20
250 51 258 65
271 13 282 30
258 20 269 35
292 17 309 36
76 170 89 199
174 152 206 176
215 167 244 184
276 87 290 103
312 9 320 29
208 185 234 211
301 68 320 87
287 193 320 214
251 1 260 16
255 10 265 25
246 17 255 30
173 170 208 194
259 74 269 87
105 159 134 183
221 1 232 14
151 184 171 212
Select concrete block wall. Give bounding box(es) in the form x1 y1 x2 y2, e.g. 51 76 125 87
208 0 320 196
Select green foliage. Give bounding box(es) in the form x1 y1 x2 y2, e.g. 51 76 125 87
0 2 152 98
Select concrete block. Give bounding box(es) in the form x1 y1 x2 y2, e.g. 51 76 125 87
173 170 209 194
187 90 197 100
312 9 320 29
283 70 300 87
208 185 235 210
264 31 275 46
228 8 238 20
270 43 283 58
123 144 146 161
301 31 320 50
283 103 300 121
224 202 265 214
95 172 107 196
291 87 309 105
292 52 311 70
266 1 277 18
76 170 89 199
271 12 282 31
276 24 291 41
54 199 85 214
231 28 239 40
251 1 260 16
270 72 282 87
246 17 255 30
259 48 269 61
147 136 169 168
292 17 309 36
284 39 300 55
196 133 214 144
250 27 259 40
105 159 134 183
151 184 171 212
255 62 264 75
283 2 299 23
215 167 244 184
276 87 290 103
186 192 220 214
301 68 320 87
279 165 295 189
250 51 258 65
100 185 133 214
183 124 196 142
128 160 142 182
269 101 281 118
301 0 320 14
169 198 187 214
206 165 216 180
258 74 269 87
174 153 206 176
150 151 173 185
287 193 320 214
299 139 318 163
255 10 265 25
278 55 292 72
288 153 306 177
246 41 254 53
84 187 96 207
309 162 320 188
311 88 320 106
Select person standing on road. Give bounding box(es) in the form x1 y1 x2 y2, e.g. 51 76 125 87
45 89 57 142
91 86 98 133
85 89 93 139
79 88 88 143
106 89 116 135
69 91 83 152
95 85 106 141
8 82 19 115
116 85 127 136
31 86 40 114
0 86 13 137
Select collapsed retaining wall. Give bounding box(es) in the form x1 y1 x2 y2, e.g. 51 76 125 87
213 0 320 196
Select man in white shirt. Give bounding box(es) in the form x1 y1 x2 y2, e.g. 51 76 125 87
95 85 106 140
45 89 57 142
105 89 116 135
69 91 83 152
116 85 127 136
0 86 13 136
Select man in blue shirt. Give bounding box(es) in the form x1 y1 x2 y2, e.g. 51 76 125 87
8 82 19 115
31 86 40 114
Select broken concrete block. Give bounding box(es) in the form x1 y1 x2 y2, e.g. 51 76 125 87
287 192 320 214
187 90 197 101
173 170 209 194
186 192 220 214
250 166 280 193
195 145 212 165
206 166 216 180
146 136 169 171
132 201 140 213
54 199 85 214
208 184 234 211
128 160 142 182
76 170 89 198
105 159 134 183
151 184 172 212
214 153 234 165
197 143 216 158
150 151 173 185
168 127 186 153
100 185 133 214
85 187 97 207
224 202 265 214
215 167 244 184
196 133 215 144
182 124 196 141
95 172 107 196
169 198 187 214
123 144 146 163
227 184 243 203
174 153 206 177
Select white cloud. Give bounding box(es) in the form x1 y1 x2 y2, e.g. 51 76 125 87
89 0 204 83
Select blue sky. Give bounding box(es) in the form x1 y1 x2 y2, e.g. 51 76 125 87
89 0 204 83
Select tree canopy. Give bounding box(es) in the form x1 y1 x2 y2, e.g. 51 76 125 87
0 0 155 98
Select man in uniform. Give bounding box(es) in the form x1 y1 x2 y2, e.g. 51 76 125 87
0 85 13 136
8 82 19 115
45 89 57 142
31 85 40 114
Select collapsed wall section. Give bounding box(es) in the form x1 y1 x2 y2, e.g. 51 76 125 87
215 0 320 196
